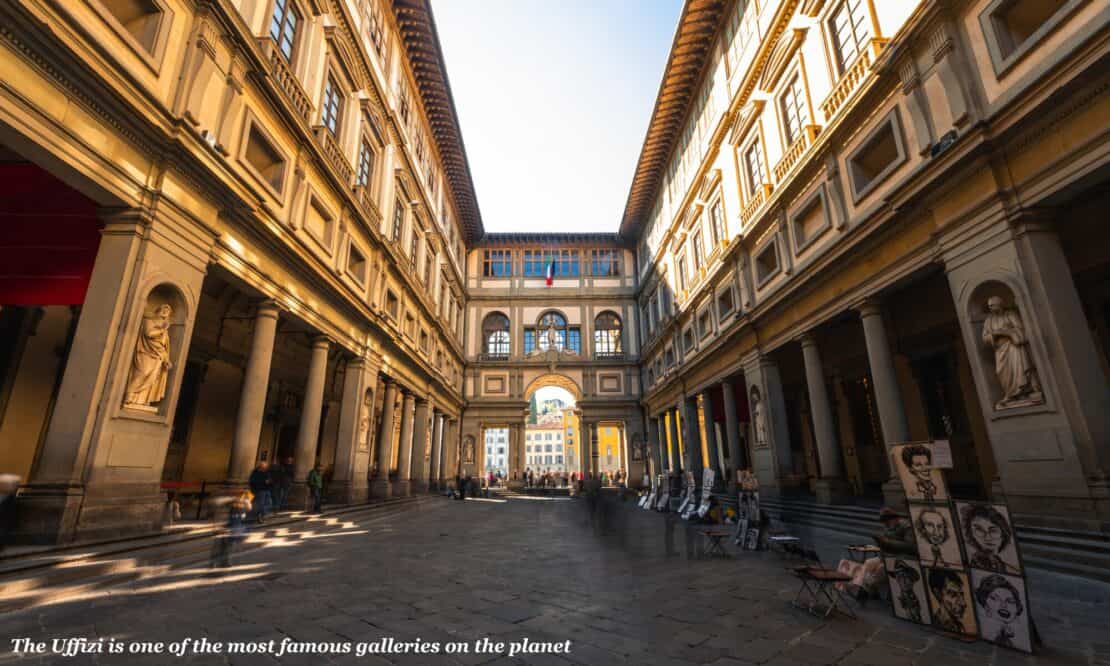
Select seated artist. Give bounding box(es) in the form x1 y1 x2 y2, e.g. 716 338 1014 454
836 507 914 602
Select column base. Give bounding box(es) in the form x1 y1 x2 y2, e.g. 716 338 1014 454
814 478 852 505
12 482 165 545
370 477 392 499
395 479 412 497
327 480 368 505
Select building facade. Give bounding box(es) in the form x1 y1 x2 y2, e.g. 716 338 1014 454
0 0 473 542
0 0 1107 544
629 0 1110 526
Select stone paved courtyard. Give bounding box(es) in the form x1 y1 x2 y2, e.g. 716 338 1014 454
1 494 1109 665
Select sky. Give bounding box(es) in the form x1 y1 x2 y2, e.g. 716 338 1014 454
432 0 683 234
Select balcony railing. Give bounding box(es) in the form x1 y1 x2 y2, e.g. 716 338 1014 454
820 38 889 122
773 126 817 182
315 126 354 185
258 38 313 124
594 351 625 361
740 183 772 228
478 352 509 362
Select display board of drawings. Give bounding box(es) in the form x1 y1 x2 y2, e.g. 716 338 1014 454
733 470 761 550
886 442 1034 654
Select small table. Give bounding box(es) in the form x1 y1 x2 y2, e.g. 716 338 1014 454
845 544 882 562
767 535 802 558
791 565 857 619
699 528 732 558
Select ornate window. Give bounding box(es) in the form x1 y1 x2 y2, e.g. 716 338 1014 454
391 196 403 241
692 231 705 270
356 139 374 187
594 312 623 358
709 201 725 246
322 75 343 136
829 0 872 72
780 74 808 146
677 253 688 292
270 0 300 62
745 140 766 195
482 312 510 359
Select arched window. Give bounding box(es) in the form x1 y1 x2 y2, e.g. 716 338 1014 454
537 311 567 351
482 312 510 358
594 312 623 358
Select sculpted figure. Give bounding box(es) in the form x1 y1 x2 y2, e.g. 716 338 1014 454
750 386 767 447
981 296 1043 409
124 304 173 407
358 394 372 448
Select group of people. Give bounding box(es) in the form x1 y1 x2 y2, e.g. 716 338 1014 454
246 458 326 523
523 469 569 488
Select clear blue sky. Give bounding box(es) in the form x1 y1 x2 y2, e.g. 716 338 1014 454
432 0 683 234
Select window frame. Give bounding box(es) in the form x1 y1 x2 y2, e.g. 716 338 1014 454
269 0 302 64
593 311 623 358
827 0 873 74
321 74 343 137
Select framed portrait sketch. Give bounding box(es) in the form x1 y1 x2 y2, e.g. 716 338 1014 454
885 557 931 626
956 502 1022 575
924 568 978 636
892 442 948 502
910 503 963 570
970 570 1032 653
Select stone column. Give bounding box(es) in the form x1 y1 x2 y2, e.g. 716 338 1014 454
228 301 281 481
683 396 703 480
429 411 444 490
396 391 416 496
700 390 721 483
411 398 431 492
654 416 668 476
330 357 376 504
858 300 910 445
800 333 848 503
287 336 330 508
666 409 682 473
858 300 909 505
443 419 458 479
371 380 398 497
646 416 661 478
722 380 743 491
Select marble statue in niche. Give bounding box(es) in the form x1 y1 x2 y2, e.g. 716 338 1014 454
358 393 372 451
124 304 173 409
981 296 1043 410
750 386 768 448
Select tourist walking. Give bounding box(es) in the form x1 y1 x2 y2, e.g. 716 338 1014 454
306 464 324 513
248 461 271 523
210 491 251 568
270 457 293 511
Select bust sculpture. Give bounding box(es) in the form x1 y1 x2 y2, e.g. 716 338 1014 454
981 296 1043 409
124 304 173 408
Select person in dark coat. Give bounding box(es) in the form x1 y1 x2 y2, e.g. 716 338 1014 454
306 464 324 513
248 461 271 523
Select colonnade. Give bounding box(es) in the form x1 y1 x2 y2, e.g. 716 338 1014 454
204 298 460 502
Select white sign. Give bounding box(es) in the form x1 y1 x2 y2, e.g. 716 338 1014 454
931 439 953 469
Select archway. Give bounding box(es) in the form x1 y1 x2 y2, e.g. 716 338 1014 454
523 373 581 403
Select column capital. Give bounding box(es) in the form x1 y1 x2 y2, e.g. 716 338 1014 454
856 298 884 319
799 331 818 348
310 334 332 350
253 299 282 320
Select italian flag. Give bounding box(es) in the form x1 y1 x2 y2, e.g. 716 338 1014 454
545 260 555 286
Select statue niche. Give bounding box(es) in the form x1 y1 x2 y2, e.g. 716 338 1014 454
750 385 768 448
980 294 1044 410
123 302 174 410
